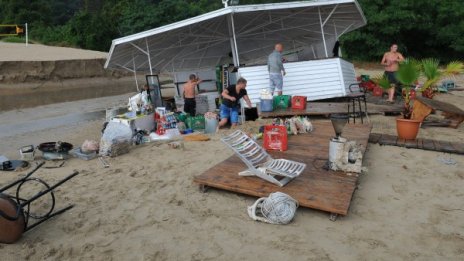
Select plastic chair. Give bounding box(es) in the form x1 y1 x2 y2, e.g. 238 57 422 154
346 83 368 124
221 130 306 187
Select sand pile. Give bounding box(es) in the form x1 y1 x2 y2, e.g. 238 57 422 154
0 43 141 111
0 59 127 83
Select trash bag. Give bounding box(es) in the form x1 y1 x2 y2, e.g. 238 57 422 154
99 122 133 157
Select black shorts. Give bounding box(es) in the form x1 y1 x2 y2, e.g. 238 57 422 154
384 71 398 85
184 98 196 116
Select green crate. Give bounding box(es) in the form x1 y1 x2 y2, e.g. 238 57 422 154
186 115 205 130
273 95 291 109
175 113 188 122
361 74 370 82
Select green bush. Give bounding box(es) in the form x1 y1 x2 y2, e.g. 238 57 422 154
1 36 26 43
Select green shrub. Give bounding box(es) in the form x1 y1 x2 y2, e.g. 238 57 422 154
1 36 26 43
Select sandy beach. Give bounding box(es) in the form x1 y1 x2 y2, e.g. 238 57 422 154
0 89 463 260
0 43 463 260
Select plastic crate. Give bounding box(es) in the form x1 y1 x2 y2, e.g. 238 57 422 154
263 125 288 151
361 74 370 82
273 95 291 109
372 86 383 96
260 99 273 112
185 115 205 130
291 96 307 110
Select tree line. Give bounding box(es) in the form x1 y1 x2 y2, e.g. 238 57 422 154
1 0 462 62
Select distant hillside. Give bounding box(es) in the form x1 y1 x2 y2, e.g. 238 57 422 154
1 0 463 61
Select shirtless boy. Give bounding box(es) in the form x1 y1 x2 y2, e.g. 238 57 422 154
381 43 405 103
182 74 202 116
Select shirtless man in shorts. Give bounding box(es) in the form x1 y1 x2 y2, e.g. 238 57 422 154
381 43 404 103
182 74 202 116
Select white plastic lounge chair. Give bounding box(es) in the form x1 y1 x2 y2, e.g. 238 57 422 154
221 130 306 187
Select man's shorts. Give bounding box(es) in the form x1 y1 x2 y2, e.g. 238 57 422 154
220 104 239 124
384 71 401 95
384 71 398 85
184 98 196 116
269 73 283 93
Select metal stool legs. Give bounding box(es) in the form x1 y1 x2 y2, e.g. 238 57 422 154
347 97 367 124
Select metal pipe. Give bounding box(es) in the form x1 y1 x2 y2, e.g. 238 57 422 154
19 171 79 208
132 55 139 92
25 22 28 47
318 7 328 58
145 38 153 75
227 13 240 67
0 162 45 193
231 14 240 66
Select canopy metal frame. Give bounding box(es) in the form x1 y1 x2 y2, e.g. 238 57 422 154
105 0 366 74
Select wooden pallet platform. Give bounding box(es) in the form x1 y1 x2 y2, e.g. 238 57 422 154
194 121 372 216
258 102 402 118
368 133 464 154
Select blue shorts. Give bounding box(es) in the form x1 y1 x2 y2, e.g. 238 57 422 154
269 73 283 93
220 104 239 124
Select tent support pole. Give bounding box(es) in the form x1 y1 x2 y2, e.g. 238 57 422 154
130 42 148 55
145 38 153 75
132 56 139 92
322 5 338 27
339 23 354 37
227 13 240 67
318 7 328 58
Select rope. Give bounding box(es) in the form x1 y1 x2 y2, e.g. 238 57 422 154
247 192 298 225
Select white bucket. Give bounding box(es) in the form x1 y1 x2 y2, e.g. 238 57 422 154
205 117 218 134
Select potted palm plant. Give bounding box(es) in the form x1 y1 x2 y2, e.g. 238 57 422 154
395 59 421 140
372 59 463 140
420 59 464 98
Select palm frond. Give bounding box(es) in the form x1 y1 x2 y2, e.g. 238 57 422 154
371 74 391 90
421 58 440 80
396 59 420 87
443 61 464 76
420 78 439 92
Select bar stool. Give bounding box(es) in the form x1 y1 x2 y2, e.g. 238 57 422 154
346 83 368 124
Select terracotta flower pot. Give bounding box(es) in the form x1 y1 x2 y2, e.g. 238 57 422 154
396 118 421 140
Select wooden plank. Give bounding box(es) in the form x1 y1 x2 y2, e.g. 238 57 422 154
194 121 372 216
378 134 398 146
442 113 464 129
421 119 452 128
368 133 382 144
433 140 443 152
404 139 418 149
416 96 464 116
368 133 464 154
422 139 436 151
258 102 403 118
411 99 433 122
397 138 406 147
416 138 424 150
437 141 458 154
450 142 464 154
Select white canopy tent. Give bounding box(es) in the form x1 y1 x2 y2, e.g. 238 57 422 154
104 0 366 74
